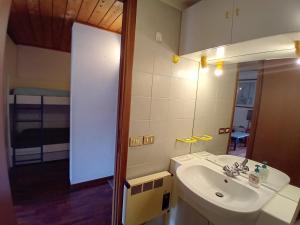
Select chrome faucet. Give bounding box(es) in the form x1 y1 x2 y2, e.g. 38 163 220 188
223 159 249 178
223 165 240 177
234 159 250 174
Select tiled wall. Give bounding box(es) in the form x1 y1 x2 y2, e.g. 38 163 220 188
191 64 237 155
127 0 199 179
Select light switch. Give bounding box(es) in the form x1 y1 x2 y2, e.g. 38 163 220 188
143 135 155 145
219 128 226 134
225 128 231 133
129 136 143 147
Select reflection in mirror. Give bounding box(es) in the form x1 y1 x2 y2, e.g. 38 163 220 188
191 59 300 187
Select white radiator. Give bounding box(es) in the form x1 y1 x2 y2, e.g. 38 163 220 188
123 171 173 225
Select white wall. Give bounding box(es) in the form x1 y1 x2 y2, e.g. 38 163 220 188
14 45 71 90
127 0 199 179
70 23 120 184
4 36 17 86
191 64 237 155
4 38 71 91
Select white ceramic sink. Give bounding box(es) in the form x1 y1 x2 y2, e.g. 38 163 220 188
206 154 290 191
176 160 275 225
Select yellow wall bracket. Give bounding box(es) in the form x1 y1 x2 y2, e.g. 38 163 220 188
176 135 213 144
176 138 198 144
192 135 213 142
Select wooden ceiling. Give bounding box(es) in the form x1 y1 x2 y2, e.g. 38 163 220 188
8 0 123 52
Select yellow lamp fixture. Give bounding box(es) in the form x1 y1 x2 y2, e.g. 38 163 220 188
295 40 300 64
172 55 180 64
214 61 224 77
200 55 209 72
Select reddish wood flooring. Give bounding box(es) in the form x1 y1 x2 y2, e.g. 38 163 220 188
10 160 113 225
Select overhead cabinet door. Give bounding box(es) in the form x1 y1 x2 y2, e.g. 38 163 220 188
232 0 300 43
180 0 234 55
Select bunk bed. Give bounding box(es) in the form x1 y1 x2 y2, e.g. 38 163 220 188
8 88 70 166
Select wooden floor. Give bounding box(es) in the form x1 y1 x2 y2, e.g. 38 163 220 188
10 160 113 225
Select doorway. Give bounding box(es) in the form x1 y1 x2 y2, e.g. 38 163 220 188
0 1 135 224
228 66 261 158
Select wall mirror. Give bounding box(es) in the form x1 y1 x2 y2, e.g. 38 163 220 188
191 58 300 187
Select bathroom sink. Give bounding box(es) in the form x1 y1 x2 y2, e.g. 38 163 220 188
176 160 275 225
207 154 290 191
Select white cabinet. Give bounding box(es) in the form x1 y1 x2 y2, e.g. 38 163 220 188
180 0 300 55
180 0 234 55
232 0 300 43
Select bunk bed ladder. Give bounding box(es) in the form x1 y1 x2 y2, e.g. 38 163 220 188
12 95 44 166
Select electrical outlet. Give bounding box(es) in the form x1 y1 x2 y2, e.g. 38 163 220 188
143 135 155 145
129 136 143 147
225 128 231 133
219 128 226 134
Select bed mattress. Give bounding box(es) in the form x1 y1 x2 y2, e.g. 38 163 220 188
14 128 70 148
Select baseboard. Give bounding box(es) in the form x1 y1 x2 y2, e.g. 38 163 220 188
70 176 113 191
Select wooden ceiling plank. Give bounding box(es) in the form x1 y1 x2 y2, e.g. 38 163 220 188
8 0 123 52
98 0 122 29
60 0 82 51
108 12 122 33
76 0 99 22
87 0 116 26
7 3 21 42
27 0 44 46
52 0 68 50
12 0 35 45
40 0 53 49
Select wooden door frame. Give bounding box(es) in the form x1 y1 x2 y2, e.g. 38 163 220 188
227 62 264 159
0 0 17 224
0 0 137 224
112 0 137 224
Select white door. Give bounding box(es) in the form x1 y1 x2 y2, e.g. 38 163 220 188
180 0 234 55
70 23 120 184
232 0 300 43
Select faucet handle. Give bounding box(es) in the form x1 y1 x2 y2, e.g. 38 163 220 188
241 158 248 167
223 165 231 172
234 162 240 168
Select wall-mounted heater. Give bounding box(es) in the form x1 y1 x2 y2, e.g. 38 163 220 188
122 171 173 225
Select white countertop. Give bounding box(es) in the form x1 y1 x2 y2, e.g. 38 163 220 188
170 152 300 225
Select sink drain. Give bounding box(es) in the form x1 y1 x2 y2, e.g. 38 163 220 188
215 192 224 198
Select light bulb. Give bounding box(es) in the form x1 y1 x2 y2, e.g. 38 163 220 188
214 68 223 77
296 58 300 65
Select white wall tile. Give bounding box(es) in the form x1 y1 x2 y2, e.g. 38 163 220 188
132 71 153 97
170 77 186 100
149 120 169 140
152 75 171 98
129 120 150 136
127 0 201 179
183 79 198 100
133 33 155 74
169 99 184 119
172 57 199 80
154 51 173 76
130 97 151 121
184 100 196 119
150 98 170 121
